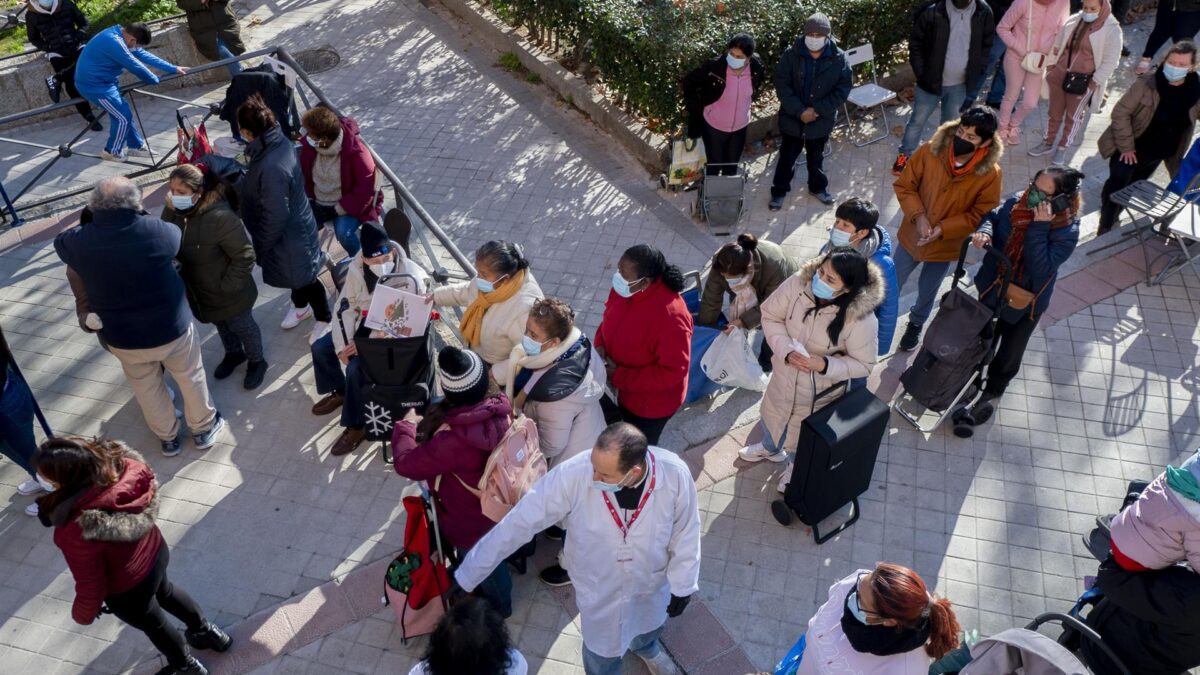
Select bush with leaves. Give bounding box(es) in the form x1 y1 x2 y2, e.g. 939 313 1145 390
487 0 923 134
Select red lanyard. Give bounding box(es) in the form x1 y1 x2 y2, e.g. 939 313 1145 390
602 453 657 542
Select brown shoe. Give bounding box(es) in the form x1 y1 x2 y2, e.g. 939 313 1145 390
311 392 344 416
331 427 366 456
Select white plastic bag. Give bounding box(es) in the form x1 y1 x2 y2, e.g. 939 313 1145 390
700 327 769 391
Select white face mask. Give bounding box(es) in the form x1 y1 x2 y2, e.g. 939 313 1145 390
829 228 854 248
369 260 394 277
724 274 749 287
805 36 827 52
726 54 747 69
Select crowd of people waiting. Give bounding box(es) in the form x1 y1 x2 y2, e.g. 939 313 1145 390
3 2 1200 673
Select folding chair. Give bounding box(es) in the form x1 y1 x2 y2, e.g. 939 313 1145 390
1088 172 1200 284
842 44 897 147
1153 201 1200 285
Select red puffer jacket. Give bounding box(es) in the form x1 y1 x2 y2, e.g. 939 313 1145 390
298 115 384 223
43 449 163 625
392 395 512 550
594 279 693 419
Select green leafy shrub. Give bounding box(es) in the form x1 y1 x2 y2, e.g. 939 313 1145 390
486 0 922 133
1 0 180 55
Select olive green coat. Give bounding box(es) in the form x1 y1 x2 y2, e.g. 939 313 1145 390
697 239 799 329
176 0 245 63
161 194 257 323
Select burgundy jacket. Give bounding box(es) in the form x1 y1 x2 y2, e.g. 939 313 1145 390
392 395 512 550
43 451 163 625
298 115 384 223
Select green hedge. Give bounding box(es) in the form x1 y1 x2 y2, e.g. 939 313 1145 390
489 0 922 133
1 0 180 55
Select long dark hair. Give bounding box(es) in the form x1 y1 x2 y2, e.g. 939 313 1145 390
416 378 502 442
622 244 685 293
807 247 870 345
712 233 757 275
423 596 514 675
34 436 126 514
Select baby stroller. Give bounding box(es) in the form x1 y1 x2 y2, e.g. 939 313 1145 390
892 240 1012 433
691 163 748 236
342 271 435 462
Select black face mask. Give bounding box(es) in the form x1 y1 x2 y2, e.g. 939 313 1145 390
951 0 972 8
840 589 932 657
952 135 978 158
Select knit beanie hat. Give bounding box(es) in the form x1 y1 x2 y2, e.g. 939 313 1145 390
804 13 832 37
439 346 489 407
359 222 391 260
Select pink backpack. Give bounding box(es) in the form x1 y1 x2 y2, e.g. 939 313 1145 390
452 415 547 522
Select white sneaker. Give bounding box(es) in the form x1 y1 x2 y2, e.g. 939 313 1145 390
777 465 791 494
25 502 39 517
100 149 127 162
17 479 45 495
638 650 681 675
309 321 331 345
281 305 312 329
125 146 152 159
738 442 788 463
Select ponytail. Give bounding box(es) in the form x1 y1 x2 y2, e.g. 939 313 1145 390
925 597 961 659
622 244 685 293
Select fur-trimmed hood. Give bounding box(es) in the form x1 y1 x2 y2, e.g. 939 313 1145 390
927 120 1004 177
793 255 886 322
52 444 160 543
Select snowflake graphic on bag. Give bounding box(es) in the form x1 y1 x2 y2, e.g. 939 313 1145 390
365 401 393 439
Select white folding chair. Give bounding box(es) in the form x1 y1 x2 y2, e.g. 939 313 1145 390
1155 201 1200 285
843 43 897 147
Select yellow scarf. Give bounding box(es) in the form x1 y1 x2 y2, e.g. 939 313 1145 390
460 268 526 348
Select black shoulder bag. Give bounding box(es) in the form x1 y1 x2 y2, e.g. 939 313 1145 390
1061 24 1092 96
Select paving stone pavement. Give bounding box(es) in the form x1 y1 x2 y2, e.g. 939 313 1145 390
2 0 1200 673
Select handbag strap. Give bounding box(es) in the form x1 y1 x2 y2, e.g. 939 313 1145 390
1025 1 1033 55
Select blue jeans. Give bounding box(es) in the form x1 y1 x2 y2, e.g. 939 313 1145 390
893 245 952 328
965 39 1007 107
899 84 967 156
0 368 38 478
760 423 789 456
216 36 243 78
81 86 146 155
582 624 665 675
332 215 363 257
456 547 512 617
310 333 365 428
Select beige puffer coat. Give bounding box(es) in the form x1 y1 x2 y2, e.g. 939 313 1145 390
759 258 884 450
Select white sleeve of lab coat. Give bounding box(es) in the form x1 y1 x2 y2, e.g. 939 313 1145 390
665 472 702 598
454 467 576 591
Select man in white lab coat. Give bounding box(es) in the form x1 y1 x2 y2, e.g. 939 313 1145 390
454 423 701 675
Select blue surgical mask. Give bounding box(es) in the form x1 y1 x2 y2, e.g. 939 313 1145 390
37 0 53 8
812 274 838 301
593 468 632 493
846 590 870 625
170 194 195 211
804 36 827 52
1164 64 1191 82
1081 11 1099 21
612 272 644 298
474 274 507 294
829 228 854 248
726 54 747 69
522 335 548 356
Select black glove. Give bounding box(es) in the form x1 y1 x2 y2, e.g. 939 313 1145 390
666 593 691 617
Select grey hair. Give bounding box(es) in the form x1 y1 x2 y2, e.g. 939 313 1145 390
88 177 143 211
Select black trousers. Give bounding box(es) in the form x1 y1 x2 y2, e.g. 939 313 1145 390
49 51 95 123
758 338 773 374
982 313 1041 397
104 545 206 668
1099 154 1163 233
771 130 829 197
599 395 672 445
290 280 332 322
1142 2 1200 59
702 123 747 176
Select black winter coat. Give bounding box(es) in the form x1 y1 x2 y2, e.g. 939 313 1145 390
774 38 852 139
1081 558 1200 675
219 66 300 138
25 1 89 54
176 0 245 62
238 125 321 290
681 55 766 138
161 193 257 323
909 0 995 96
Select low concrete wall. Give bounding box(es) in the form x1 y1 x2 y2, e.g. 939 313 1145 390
429 0 916 174
0 20 232 130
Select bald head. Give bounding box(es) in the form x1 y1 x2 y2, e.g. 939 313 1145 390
595 422 648 471
89 177 143 212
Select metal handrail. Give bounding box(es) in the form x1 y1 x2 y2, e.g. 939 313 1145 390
0 11 187 64
0 45 476 286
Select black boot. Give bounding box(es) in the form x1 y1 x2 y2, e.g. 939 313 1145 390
213 352 247 380
897 322 922 352
243 360 268 390
185 620 232 652
154 657 208 675
87 116 103 132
